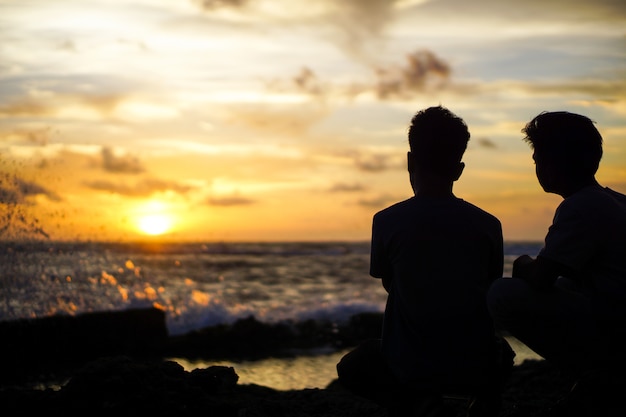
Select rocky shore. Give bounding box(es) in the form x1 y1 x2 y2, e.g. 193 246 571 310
0 308 573 416
0 356 572 416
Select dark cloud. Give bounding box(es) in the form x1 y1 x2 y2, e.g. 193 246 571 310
356 193 398 208
449 78 626 106
57 40 76 51
1 127 54 146
207 194 255 206
373 50 450 99
223 104 330 136
354 152 406 172
266 67 327 102
0 175 61 204
292 67 323 97
476 137 497 149
0 93 123 117
84 178 193 197
192 0 407 62
326 0 400 61
329 182 366 192
100 146 144 174
79 94 123 114
416 0 626 24
0 100 50 117
275 48 451 102
355 154 390 172
15 178 57 199
194 0 249 9
524 79 626 97
327 149 404 173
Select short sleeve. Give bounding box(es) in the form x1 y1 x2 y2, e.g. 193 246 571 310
369 213 393 279
540 199 600 272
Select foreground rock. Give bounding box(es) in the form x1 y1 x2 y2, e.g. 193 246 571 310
0 308 575 416
0 356 570 417
0 307 383 385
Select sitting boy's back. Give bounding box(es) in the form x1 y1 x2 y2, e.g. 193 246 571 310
337 106 508 417
372 194 503 386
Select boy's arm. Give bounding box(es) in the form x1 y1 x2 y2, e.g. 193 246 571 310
369 215 393 293
512 255 573 289
381 275 392 293
492 223 504 282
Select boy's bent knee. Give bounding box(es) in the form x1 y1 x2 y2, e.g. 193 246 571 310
486 278 512 313
487 278 532 321
336 339 383 386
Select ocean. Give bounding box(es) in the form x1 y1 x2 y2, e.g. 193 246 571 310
0 240 543 389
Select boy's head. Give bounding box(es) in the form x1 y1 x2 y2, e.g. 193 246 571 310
408 106 469 180
522 111 603 179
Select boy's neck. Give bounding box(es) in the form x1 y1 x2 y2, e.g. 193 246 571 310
412 181 455 198
558 178 600 198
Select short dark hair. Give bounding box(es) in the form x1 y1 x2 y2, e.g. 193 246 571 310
408 106 469 177
522 111 603 176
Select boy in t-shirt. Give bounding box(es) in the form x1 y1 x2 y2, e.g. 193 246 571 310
337 106 511 417
488 111 626 416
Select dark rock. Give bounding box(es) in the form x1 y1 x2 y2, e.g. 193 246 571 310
0 359 573 417
0 307 167 384
0 309 577 417
336 312 384 346
164 312 384 360
165 315 296 359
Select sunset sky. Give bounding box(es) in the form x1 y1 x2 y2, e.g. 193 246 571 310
1 0 625 242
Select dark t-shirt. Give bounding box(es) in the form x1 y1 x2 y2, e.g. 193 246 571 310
370 195 503 386
539 185 626 322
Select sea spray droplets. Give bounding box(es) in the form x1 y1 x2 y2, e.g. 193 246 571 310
0 241 542 336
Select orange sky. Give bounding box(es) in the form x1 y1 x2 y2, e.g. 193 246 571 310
1 0 625 242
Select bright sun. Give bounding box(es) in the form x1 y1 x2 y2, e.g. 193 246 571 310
137 214 173 236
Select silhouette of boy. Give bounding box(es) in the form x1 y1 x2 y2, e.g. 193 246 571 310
337 106 511 417
487 111 626 416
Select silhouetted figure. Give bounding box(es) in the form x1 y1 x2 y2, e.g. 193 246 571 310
337 106 512 417
487 111 626 417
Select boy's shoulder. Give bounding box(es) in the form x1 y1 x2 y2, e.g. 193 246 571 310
458 198 500 218
375 196 499 223
562 186 626 212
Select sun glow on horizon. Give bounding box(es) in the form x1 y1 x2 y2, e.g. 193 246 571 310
137 213 173 236
132 201 177 237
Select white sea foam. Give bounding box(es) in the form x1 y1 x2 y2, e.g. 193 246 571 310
0 241 542 336
0 240 543 390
